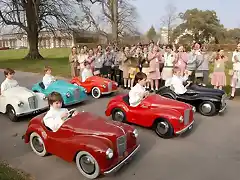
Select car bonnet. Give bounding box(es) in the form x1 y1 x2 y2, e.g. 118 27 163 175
2 86 35 97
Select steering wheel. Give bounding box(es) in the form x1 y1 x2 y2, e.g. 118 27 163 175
67 109 76 119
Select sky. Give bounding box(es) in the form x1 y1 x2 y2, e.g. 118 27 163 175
132 0 240 32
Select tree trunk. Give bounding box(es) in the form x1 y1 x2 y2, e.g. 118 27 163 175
24 0 43 60
111 0 118 44
24 30 43 60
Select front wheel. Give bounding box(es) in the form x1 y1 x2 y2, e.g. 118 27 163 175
30 132 48 157
198 101 216 116
91 87 101 99
112 108 126 122
154 118 174 139
6 105 18 122
75 151 100 179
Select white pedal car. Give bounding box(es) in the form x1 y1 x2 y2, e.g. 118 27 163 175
0 86 49 122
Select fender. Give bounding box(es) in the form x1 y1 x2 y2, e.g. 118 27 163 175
32 83 42 93
105 101 129 116
24 124 45 143
65 135 113 163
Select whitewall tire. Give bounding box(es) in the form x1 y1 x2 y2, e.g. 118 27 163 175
91 87 101 99
30 132 47 157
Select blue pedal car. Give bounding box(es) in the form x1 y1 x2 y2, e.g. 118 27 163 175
32 80 87 106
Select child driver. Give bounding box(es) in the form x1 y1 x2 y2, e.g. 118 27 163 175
129 72 149 107
43 92 78 132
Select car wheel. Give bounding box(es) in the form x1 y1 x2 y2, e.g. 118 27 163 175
73 83 78 86
154 118 174 139
91 87 101 99
6 105 18 122
30 132 48 157
112 108 126 122
75 151 100 179
198 101 216 116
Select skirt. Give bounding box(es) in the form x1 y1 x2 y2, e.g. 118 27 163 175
129 67 140 79
148 68 161 80
231 70 240 88
211 72 226 86
161 67 173 80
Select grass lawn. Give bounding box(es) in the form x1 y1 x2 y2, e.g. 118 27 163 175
0 48 235 94
0 162 33 180
0 48 71 77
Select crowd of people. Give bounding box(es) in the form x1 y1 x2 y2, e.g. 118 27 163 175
69 41 240 100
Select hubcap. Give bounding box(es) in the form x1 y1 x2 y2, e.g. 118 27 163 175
201 103 212 114
157 121 169 135
32 136 44 153
92 88 100 98
80 155 95 175
114 111 124 122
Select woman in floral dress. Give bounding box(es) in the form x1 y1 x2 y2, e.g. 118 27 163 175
175 45 188 76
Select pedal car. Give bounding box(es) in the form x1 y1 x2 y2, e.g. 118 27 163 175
32 80 87 106
0 86 48 122
70 76 118 99
105 94 195 139
156 84 227 116
23 110 140 179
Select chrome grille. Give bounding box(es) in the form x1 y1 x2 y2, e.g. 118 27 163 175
108 82 112 91
74 89 80 99
117 135 127 156
184 109 190 125
221 94 227 105
28 96 37 109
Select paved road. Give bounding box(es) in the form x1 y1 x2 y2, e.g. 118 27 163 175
0 70 240 180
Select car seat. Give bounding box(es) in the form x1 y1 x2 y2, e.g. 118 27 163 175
122 95 130 105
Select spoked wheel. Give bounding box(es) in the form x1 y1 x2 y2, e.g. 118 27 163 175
6 105 18 122
112 108 126 122
76 151 100 179
198 101 216 116
91 87 101 99
30 132 48 157
154 119 174 139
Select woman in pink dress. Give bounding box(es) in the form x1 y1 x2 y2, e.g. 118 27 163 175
148 45 162 91
211 49 228 90
175 45 188 76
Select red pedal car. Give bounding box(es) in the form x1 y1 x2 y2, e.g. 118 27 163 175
105 94 195 139
23 110 140 179
70 76 118 99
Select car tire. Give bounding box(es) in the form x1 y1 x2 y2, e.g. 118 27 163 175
91 87 101 99
198 101 216 116
112 108 126 122
6 105 18 122
154 118 174 139
75 151 100 179
30 132 48 157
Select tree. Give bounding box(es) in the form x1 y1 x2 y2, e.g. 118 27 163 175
174 8 224 44
0 0 78 59
77 0 139 43
159 4 179 43
146 25 156 40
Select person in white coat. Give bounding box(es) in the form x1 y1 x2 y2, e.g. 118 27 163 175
129 72 149 107
1 68 19 94
43 92 78 132
42 66 55 89
81 61 93 82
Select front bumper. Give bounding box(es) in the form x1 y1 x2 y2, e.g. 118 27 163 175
219 103 227 113
103 144 140 175
16 107 48 117
175 120 194 135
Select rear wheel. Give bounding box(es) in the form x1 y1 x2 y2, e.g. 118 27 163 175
154 118 174 139
6 105 18 122
198 101 216 116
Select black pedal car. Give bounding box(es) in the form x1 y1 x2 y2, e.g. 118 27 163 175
156 84 227 116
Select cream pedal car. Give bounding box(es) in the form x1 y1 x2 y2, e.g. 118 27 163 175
0 86 49 122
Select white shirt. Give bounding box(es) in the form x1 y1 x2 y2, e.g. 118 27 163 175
43 107 68 132
232 51 240 71
129 83 146 107
81 68 93 82
169 75 188 95
1 78 19 94
42 74 55 89
164 52 174 67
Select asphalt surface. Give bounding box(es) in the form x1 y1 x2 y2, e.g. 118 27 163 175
0 70 240 180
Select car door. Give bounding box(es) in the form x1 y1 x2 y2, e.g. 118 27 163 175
128 101 154 127
47 124 74 160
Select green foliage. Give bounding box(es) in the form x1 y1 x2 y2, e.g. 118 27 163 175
146 25 157 40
